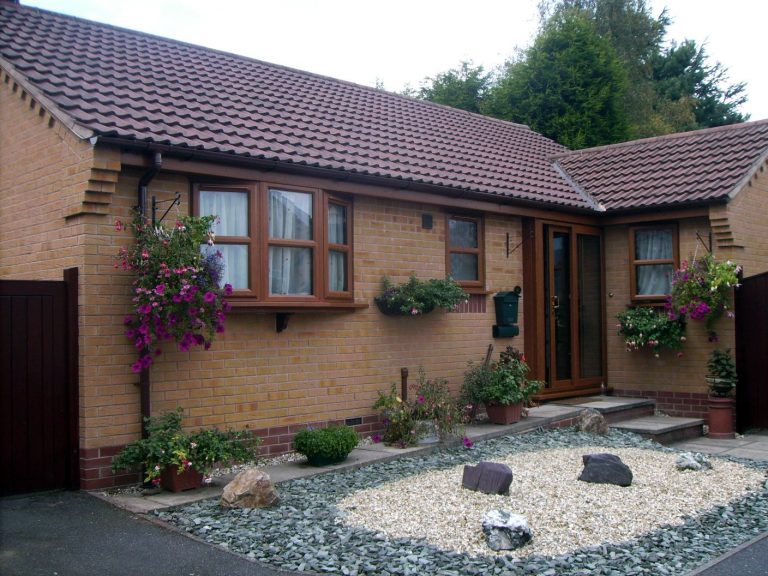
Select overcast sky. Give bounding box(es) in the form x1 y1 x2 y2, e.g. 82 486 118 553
21 0 767 121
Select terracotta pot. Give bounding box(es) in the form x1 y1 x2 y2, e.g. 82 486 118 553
485 402 523 425
160 464 203 492
707 396 735 439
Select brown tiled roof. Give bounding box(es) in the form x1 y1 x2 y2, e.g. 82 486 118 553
0 2 592 210
555 120 768 212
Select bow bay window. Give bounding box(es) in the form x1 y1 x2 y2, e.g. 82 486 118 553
629 224 678 301
194 183 353 305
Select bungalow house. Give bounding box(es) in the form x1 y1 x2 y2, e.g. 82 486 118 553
1 1 766 492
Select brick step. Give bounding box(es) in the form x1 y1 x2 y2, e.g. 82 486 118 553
610 416 705 445
549 396 656 424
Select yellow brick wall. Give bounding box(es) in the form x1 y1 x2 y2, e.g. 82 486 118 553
605 217 735 406
80 169 526 456
714 161 768 277
0 71 93 279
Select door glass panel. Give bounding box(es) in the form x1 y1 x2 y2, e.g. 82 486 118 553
450 253 478 281
578 235 602 378
200 190 248 237
269 247 312 295
449 218 478 248
553 232 571 381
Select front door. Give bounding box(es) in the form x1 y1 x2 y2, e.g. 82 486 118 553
540 224 604 396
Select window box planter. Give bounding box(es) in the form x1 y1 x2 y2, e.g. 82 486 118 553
375 299 434 316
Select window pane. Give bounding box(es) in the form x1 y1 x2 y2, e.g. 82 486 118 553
578 235 602 378
635 229 672 260
329 250 347 292
449 218 478 248
450 253 478 281
328 203 347 245
636 264 673 295
269 189 312 240
200 190 248 237
202 244 248 289
269 247 312 295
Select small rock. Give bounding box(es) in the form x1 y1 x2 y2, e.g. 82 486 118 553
462 462 513 495
220 469 279 508
675 452 713 471
578 408 608 435
482 510 532 551
578 453 633 487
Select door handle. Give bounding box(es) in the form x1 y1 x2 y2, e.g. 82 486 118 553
551 295 559 310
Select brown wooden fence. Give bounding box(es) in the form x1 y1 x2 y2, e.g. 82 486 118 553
0 269 79 495
735 271 768 431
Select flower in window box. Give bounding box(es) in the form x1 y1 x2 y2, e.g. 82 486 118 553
374 274 469 316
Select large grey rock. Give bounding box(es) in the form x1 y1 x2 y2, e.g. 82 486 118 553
676 451 713 471
220 469 279 508
462 461 513 495
578 408 608 435
578 453 633 487
482 510 532 551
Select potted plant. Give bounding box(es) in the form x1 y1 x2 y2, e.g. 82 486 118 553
410 368 464 443
706 348 737 439
372 385 419 447
464 347 543 425
668 253 741 341
292 425 359 466
374 274 468 316
111 408 259 491
616 306 686 357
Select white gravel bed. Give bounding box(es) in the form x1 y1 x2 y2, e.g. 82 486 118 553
338 446 765 558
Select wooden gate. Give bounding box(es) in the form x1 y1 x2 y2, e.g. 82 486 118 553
735 271 768 431
0 269 79 495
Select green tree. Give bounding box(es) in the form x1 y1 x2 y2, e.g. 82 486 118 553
416 61 492 113
653 40 747 128
487 10 629 149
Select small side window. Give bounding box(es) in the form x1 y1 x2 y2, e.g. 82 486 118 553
629 224 678 300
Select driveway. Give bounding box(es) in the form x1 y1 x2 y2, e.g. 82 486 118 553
0 490 296 576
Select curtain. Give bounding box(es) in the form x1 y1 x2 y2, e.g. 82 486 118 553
199 190 249 289
635 229 673 295
269 190 313 295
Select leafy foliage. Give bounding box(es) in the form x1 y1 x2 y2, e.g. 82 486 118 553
667 253 741 337
416 0 748 146
410 368 464 440
616 306 686 356
111 408 259 485
416 61 492 113
706 348 737 397
372 385 419 447
486 10 629 149
461 347 543 407
292 426 359 465
374 274 468 315
115 212 232 372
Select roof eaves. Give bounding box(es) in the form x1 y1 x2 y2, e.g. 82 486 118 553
0 55 94 141
551 160 605 212
726 146 768 200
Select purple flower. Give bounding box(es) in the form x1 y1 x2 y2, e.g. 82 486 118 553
371 433 382 444
131 361 143 373
155 284 166 296
137 304 152 315
463 436 474 449
172 294 183 303
224 283 233 296
417 395 425 404
204 291 216 303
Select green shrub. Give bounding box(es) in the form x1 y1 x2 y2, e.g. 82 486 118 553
292 425 359 466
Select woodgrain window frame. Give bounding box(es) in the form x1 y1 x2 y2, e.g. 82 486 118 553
446 213 485 292
628 223 679 302
193 182 354 306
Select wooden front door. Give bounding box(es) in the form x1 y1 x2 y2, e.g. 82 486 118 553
528 222 604 397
